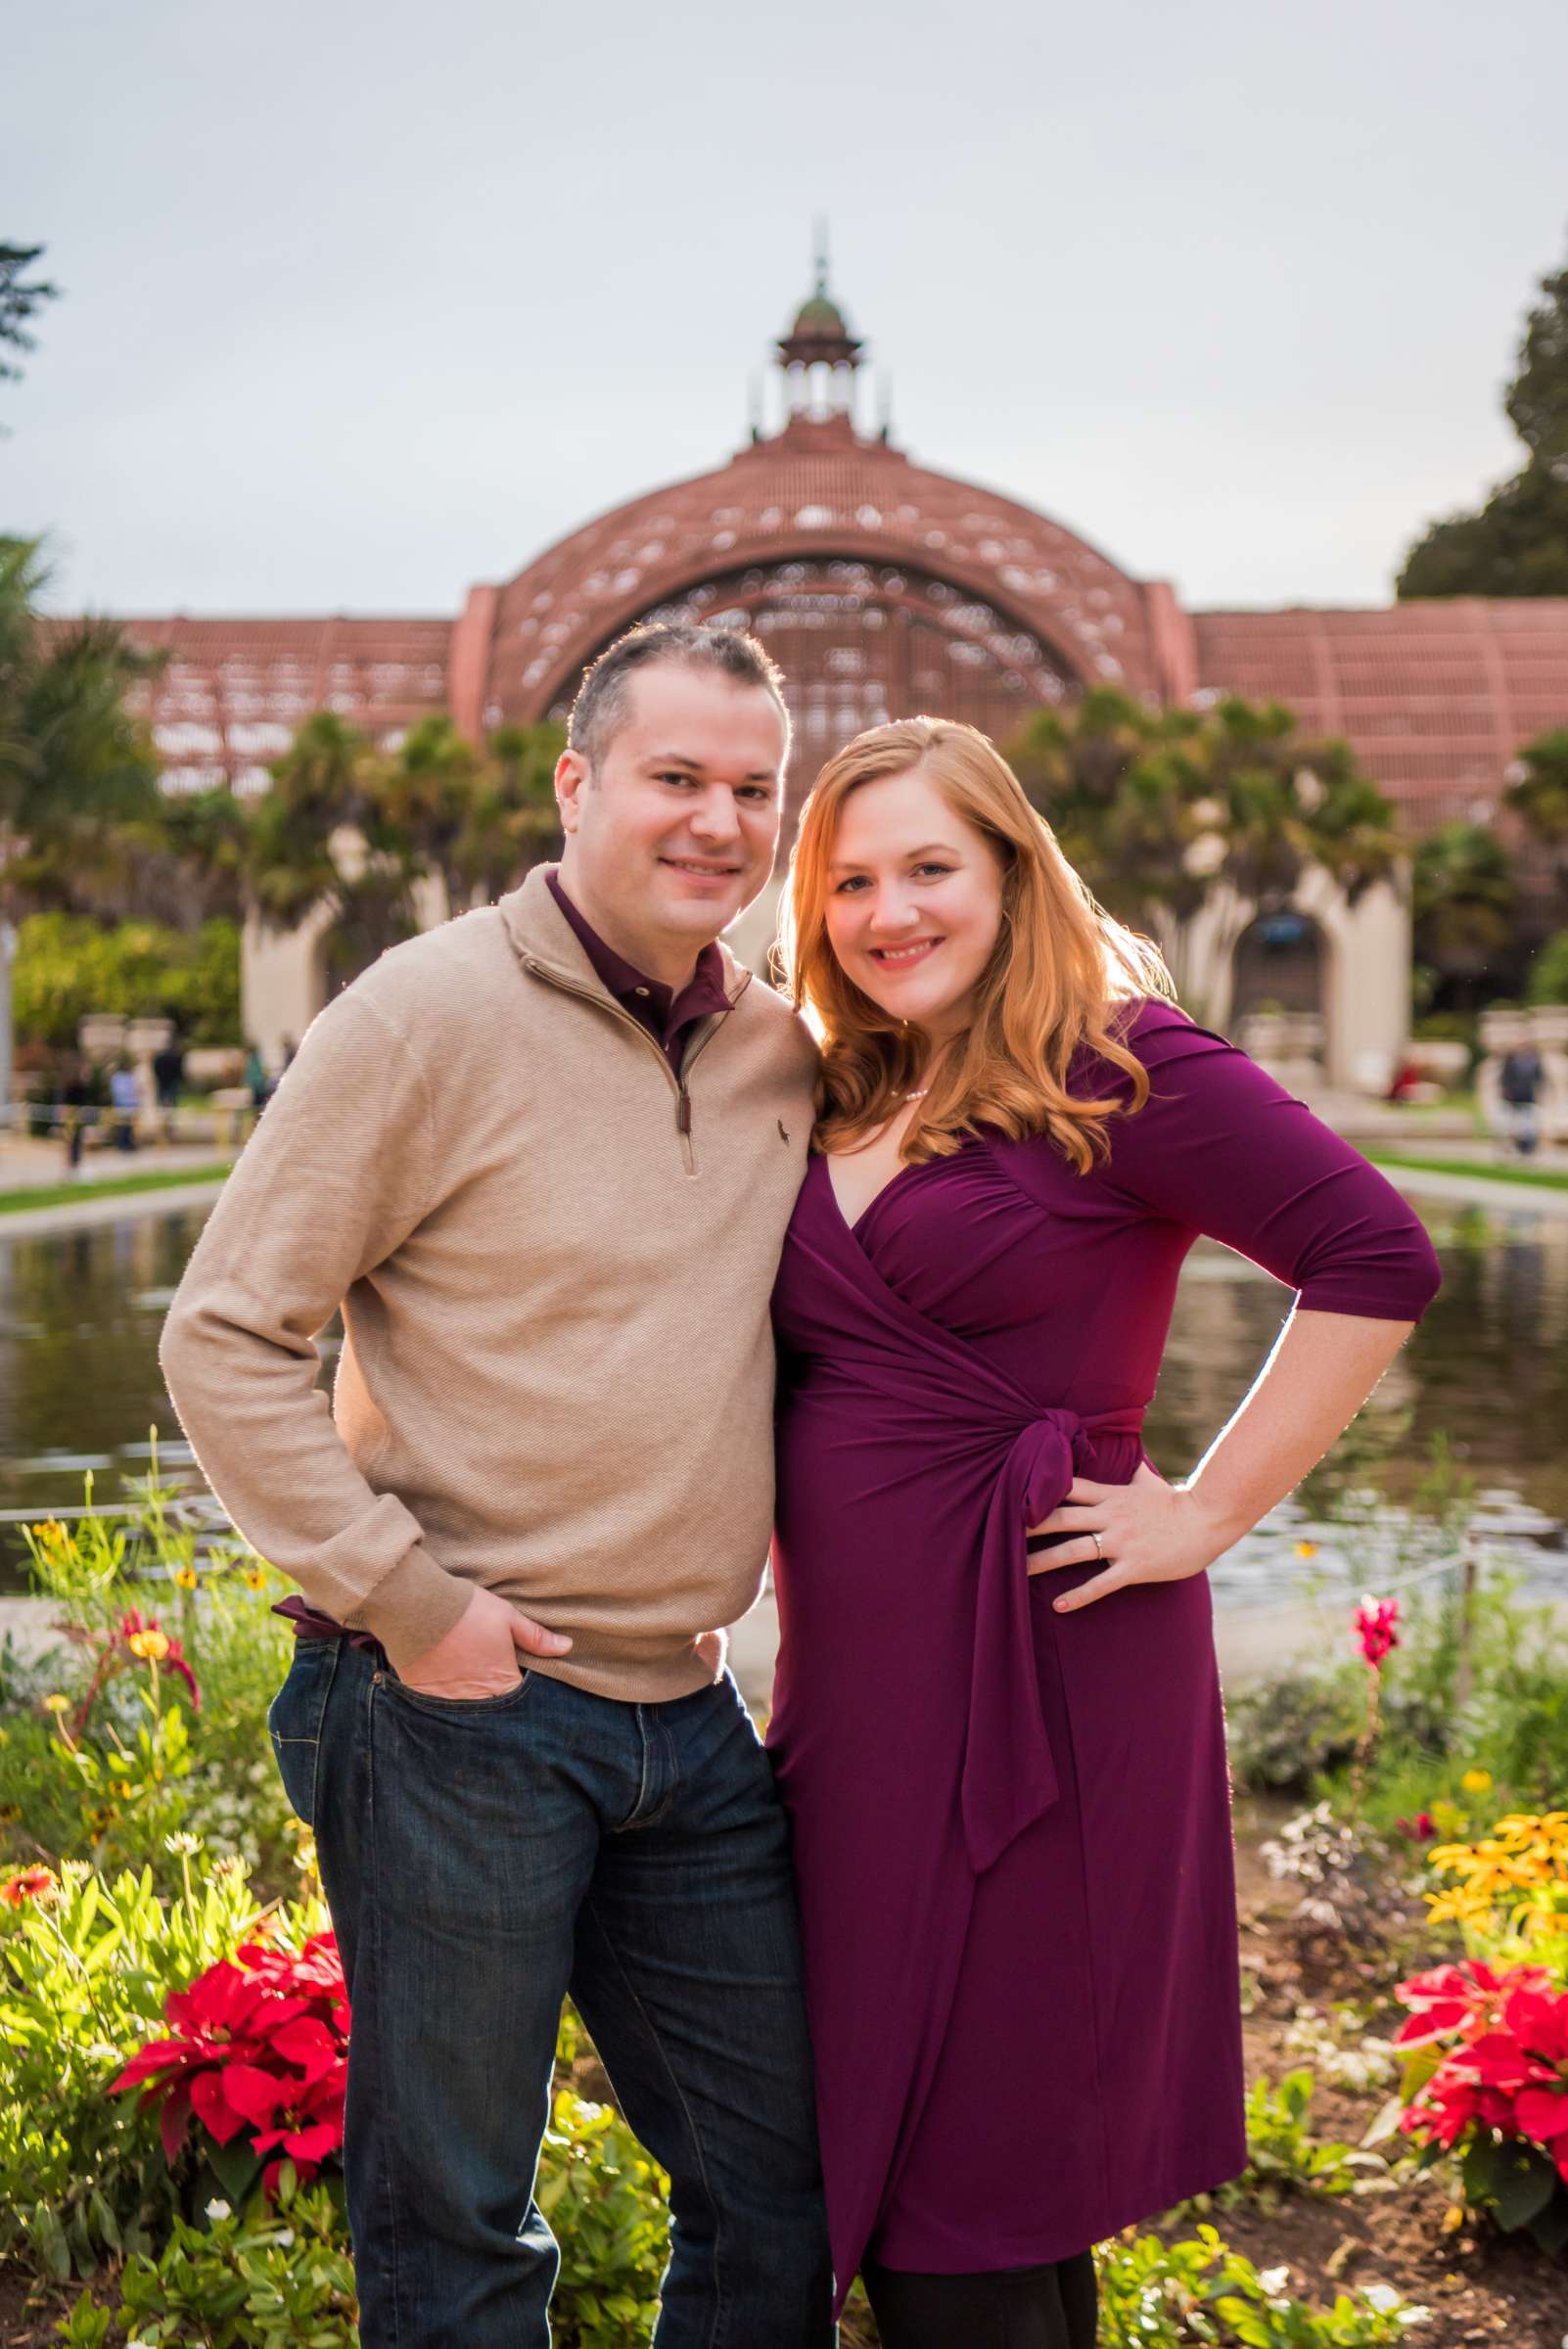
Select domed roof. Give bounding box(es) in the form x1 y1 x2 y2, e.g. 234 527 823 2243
484 418 1162 725
791 293 849 335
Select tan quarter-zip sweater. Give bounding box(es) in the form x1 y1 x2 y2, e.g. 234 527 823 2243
158 867 819 1697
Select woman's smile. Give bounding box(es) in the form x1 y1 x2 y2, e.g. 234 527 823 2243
868 937 944 967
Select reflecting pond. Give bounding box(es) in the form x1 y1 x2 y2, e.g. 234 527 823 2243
1 1192 1564 1607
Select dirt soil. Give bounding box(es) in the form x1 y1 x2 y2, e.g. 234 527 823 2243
5 1805 1565 2346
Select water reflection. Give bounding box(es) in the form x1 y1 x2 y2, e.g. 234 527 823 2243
3 1194 1565 1602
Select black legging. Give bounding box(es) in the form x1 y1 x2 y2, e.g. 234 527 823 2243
862 2250 1097 2349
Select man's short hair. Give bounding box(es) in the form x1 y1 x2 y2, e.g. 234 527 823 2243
567 623 790 773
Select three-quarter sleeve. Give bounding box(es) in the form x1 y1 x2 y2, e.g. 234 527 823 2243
1094 1003 1442 1321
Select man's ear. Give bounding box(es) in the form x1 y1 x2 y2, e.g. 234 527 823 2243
555 747 589 837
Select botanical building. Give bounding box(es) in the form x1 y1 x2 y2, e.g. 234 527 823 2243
113 265 1568 1082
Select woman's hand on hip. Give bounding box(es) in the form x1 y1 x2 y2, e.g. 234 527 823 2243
1026 1464 1236 1613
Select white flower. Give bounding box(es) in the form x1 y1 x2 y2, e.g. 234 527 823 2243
206 2196 231 2221
1257 2265 1291 2296
275 2227 296 2247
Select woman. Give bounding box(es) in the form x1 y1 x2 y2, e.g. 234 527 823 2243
764 718 1442 2346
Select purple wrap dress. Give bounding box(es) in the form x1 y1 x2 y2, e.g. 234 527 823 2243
765 1001 1442 2310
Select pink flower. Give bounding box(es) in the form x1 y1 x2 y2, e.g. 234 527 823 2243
1354 1594 1401 1670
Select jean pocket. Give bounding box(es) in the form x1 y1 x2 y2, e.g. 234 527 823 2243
266 1638 341 1825
382 1665 533 1718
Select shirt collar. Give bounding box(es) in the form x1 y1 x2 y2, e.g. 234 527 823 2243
546 869 730 1024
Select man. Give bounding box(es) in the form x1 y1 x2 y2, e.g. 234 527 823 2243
1498 1038 1544 1158
159 623 832 2348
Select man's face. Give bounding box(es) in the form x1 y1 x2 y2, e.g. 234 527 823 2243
555 662 788 972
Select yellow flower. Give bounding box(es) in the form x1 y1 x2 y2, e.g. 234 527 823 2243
1461 1769 1493 1796
243 1566 267 1592
173 1565 198 1590
1426 1883 1493 1925
1294 1541 1319 1559
126 1629 169 1662
42 1693 70 1715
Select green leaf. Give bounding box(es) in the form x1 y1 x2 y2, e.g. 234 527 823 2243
1491 2142 1557 2233
1360 2095 1406 2148
1527 2189 1568 2255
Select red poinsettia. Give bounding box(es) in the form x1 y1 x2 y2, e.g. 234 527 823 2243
1397 1960 1568 2182
1354 1594 1401 1670
112 1930 349 2194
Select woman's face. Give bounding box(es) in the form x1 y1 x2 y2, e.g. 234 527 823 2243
823 765 1007 1041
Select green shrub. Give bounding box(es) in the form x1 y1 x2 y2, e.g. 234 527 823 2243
63 2171 356 2348
1227 1670 1364 1793
1232 2071 1388 2211
13 912 242 1049
1225 1543 1568 1824
1093 2226 1429 2344
1 1462 298 1895
1525 927 1568 1006
0 1854 326 2280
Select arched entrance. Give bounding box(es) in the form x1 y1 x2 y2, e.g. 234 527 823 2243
1230 909 1328 1021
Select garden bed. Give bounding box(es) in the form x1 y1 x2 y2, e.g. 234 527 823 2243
1186 1812 1568 2349
2 1470 1565 2346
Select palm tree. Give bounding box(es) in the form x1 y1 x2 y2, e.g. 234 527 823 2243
451 722 564 906
1006 692 1403 1009
247 714 423 990
1411 823 1520 1006
1504 727 1568 917
0 536 166 1107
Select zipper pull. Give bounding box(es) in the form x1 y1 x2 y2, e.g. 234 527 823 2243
676 1091 692 1135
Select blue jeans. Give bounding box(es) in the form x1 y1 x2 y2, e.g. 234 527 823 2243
268 1636 834 2349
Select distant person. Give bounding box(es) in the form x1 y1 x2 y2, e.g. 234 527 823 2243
244 1043 270 1110
59 1059 92 1174
108 1059 140 1153
152 1033 186 1141
1499 1040 1544 1157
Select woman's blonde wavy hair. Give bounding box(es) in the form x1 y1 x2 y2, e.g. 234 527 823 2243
778 716 1177 1174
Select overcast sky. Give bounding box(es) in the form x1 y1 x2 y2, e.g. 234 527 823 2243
7 0 1567 619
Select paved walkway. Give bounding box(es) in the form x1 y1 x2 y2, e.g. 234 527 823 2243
1369 1159 1568 1218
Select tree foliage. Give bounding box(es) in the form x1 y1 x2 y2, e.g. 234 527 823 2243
13 912 241 1047
1503 725 1568 906
1398 242 1568 597
0 537 167 916
0 242 59 389
1525 928 1568 1005
1410 822 1519 983
245 710 565 989
1005 689 1402 1003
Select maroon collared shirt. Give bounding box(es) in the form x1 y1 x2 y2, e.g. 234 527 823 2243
547 870 730 1076
274 875 736 1648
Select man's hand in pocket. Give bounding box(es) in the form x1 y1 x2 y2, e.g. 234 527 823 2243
394 1585 572 1699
